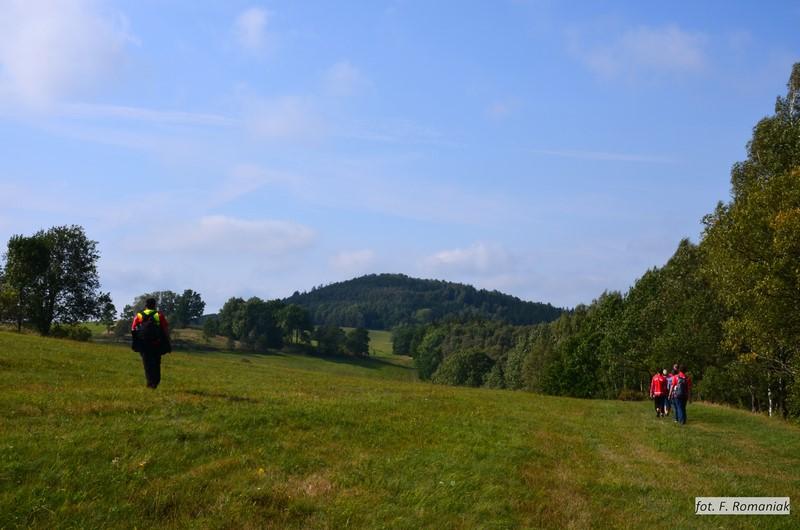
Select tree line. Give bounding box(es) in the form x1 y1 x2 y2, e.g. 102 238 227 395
213 296 369 356
397 63 800 418
0 232 370 357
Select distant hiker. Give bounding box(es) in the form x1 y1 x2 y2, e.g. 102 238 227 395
131 298 171 389
669 365 691 425
662 369 672 416
650 370 667 417
667 368 678 422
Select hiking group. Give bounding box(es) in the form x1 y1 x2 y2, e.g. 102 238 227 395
650 365 691 425
131 297 172 389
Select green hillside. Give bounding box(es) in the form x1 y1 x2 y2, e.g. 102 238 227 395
2 332 799 529
285 273 563 329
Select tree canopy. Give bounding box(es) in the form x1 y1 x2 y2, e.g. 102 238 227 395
1 225 105 335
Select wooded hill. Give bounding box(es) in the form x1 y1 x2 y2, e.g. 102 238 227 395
284 273 563 330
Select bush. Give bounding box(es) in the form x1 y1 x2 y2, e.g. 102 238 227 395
617 389 647 401
51 323 92 342
113 319 130 338
431 350 494 387
483 363 506 389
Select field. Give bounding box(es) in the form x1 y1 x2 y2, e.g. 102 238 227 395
1 332 799 529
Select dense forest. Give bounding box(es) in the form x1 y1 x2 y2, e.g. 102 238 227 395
400 63 800 419
284 273 563 329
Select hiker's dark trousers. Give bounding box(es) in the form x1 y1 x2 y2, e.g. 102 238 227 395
675 397 687 424
140 349 162 388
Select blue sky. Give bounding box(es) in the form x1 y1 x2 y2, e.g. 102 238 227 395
0 1 798 312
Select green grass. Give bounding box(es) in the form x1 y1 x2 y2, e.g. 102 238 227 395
339 328 394 358
1 332 799 529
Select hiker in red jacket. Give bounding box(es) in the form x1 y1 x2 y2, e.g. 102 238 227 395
661 369 672 416
650 370 668 417
131 297 171 388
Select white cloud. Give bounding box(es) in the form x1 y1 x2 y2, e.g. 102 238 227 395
244 96 324 140
324 61 368 96
234 6 270 52
127 215 315 256
423 242 510 275
0 0 134 107
569 24 707 80
330 249 376 273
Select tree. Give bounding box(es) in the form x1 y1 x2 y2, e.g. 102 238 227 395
217 297 246 339
0 282 18 326
122 291 180 321
702 63 800 417
97 293 117 334
431 350 494 387
3 234 49 331
174 289 205 328
3 226 102 335
202 316 220 342
345 327 370 356
280 304 313 344
314 325 345 355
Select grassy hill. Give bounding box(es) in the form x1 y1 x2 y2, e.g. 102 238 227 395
2 332 799 529
285 273 563 329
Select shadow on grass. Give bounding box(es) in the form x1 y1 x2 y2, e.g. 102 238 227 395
182 389 260 403
311 352 415 372
177 343 417 377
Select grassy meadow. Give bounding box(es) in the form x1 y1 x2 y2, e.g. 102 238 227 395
1 331 799 529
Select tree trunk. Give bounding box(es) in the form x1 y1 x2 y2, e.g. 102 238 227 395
16 293 22 332
779 375 788 418
767 374 773 418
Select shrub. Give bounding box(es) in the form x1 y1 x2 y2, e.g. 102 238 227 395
483 363 506 389
51 323 92 342
617 389 647 401
431 350 494 387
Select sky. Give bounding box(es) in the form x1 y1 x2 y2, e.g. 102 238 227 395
0 1 798 313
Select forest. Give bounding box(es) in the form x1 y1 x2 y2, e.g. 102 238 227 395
284 273 563 329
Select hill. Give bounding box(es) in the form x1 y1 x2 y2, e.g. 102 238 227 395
284 273 563 329
2 332 799 529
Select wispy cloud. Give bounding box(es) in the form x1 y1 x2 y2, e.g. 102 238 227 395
0 0 135 107
234 6 270 52
422 242 510 275
532 148 673 163
58 102 235 127
323 61 369 97
339 119 454 147
216 164 304 203
330 249 376 274
569 24 707 80
244 95 325 141
127 215 315 256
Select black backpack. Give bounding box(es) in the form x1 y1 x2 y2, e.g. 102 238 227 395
139 311 162 343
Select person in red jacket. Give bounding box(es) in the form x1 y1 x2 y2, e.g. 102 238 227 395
131 297 171 388
650 370 668 417
661 369 672 416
